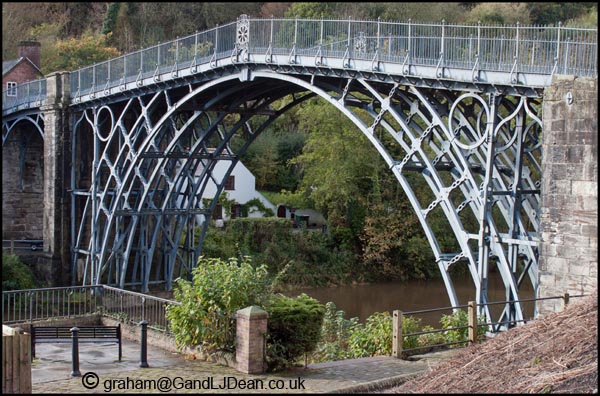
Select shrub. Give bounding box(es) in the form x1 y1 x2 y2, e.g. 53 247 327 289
440 309 470 346
417 325 446 352
311 302 359 362
440 309 487 347
265 293 325 371
401 315 423 352
165 256 271 352
347 311 393 358
2 253 37 290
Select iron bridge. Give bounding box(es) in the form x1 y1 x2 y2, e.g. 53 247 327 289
2 16 598 330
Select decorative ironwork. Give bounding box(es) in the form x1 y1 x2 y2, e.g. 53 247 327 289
236 14 249 51
355 32 367 53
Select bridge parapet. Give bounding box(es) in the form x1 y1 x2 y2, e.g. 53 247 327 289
2 17 597 115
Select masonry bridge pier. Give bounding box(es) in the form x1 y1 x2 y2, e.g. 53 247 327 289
2 16 597 328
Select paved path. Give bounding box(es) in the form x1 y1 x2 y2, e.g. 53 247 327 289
32 338 458 393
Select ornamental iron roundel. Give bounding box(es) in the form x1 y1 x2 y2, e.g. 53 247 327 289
236 14 250 51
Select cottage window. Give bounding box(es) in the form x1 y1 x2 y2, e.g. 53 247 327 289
224 175 235 190
213 204 223 220
6 82 17 97
231 204 242 219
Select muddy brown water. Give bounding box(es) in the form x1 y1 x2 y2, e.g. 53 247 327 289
285 272 535 327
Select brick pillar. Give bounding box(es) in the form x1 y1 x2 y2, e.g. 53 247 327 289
41 72 71 286
537 75 598 316
235 306 268 374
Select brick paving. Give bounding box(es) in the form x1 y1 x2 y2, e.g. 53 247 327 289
31 339 457 393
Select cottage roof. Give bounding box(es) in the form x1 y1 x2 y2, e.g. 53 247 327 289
2 57 43 77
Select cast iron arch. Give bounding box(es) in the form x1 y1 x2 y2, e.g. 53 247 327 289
72 70 542 327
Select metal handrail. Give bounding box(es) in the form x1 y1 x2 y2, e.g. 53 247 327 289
1 285 179 334
397 292 588 355
2 17 597 114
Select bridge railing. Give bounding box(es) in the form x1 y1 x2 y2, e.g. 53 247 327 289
1 78 46 113
2 17 597 114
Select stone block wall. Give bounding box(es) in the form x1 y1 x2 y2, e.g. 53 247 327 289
537 75 598 315
2 128 44 241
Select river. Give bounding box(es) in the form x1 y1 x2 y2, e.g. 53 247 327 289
286 271 535 327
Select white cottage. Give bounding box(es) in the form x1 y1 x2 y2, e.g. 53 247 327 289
202 160 276 221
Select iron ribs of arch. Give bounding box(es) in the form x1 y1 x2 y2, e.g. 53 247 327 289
72 71 541 328
294 74 542 328
2 111 45 146
71 74 315 292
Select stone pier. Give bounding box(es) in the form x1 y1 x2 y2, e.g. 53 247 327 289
537 75 598 315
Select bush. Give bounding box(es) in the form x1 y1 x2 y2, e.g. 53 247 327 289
347 311 393 358
201 218 357 288
265 293 325 371
401 315 423 351
416 325 446 352
2 253 37 290
165 256 271 352
311 302 359 362
440 309 487 348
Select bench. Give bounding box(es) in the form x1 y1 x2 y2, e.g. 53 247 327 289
31 324 122 361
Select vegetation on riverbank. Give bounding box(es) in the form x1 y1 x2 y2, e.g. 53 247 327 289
200 216 447 289
309 301 487 364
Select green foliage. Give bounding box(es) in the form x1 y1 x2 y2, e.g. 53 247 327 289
265 293 325 371
2 253 37 290
241 198 275 218
440 309 487 347
400 315 423 351
311 302 360 362
526 3 596 26
284 3 339 19
165 256 271 352
440 309 470 346
309 306 491 362
49 33 120 71
465 3 531 25
101 3 120 35
347 312 393 358
201 218 357 288
417 325 446 348
310 306 423 363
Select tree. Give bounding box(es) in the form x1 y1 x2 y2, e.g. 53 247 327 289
465 3 531 25
48 33 120 71
292 98 377 227
526 3 596 26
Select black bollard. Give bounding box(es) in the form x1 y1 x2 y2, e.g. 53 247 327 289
140 320 149 368
70 327 81 377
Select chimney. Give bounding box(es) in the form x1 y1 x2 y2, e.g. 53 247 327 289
17 40 41 70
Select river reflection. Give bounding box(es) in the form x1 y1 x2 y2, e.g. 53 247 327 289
286 272 535 327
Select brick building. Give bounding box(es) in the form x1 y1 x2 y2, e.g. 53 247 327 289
2 40 43 96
